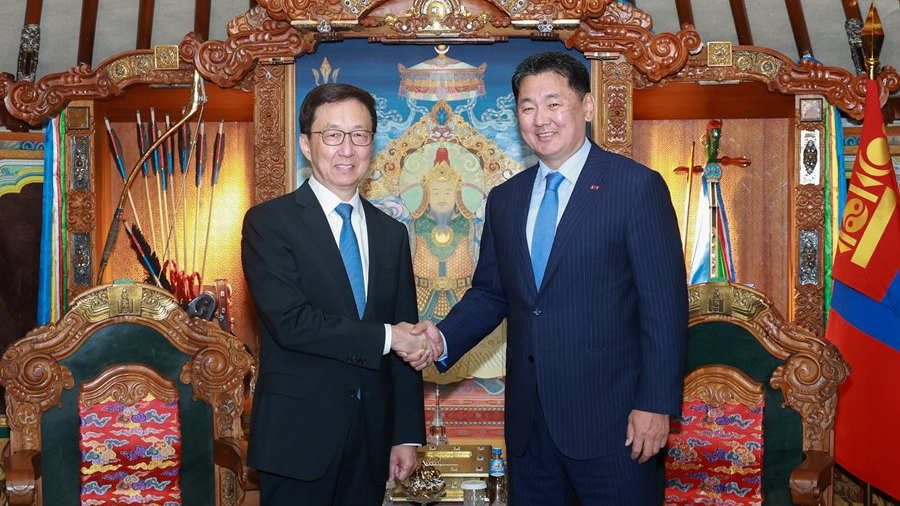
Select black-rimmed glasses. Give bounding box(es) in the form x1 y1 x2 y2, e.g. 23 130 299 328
310 129 374 146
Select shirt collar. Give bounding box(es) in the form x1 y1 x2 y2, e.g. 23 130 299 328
537 138 591 185
307 175 363 217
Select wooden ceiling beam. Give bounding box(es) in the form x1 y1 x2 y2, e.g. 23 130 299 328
77 0 99 66
17 0 44 82
729 0 753 45
136 0 155 49
24 0 43 24
838 0 862 19
784 0 814 59
675 0 695 27
195 0 212 40
839 0 865 74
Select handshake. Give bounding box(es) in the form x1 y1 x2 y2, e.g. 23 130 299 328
390 321 443 371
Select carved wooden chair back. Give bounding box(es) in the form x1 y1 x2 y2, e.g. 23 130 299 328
665 282 849 506
0 282 253 506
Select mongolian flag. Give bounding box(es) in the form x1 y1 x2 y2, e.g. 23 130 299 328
826 78 900 499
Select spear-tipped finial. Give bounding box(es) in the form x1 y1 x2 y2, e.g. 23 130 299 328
861 2 884 79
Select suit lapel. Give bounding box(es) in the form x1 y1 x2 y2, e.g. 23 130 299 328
361 200 383 321
540 145 609 289
512 166 539 294
294 182 360 316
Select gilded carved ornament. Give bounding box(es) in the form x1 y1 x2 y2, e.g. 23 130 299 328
0 284 253 453
687 282 849 447
256 0 618 22
636 46 900 120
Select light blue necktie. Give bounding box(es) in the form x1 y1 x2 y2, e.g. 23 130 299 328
336 203 366 318
531 171 564 290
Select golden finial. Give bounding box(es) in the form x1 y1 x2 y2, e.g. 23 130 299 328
861 2 884 79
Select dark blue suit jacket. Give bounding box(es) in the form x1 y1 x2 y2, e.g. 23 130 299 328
437 143 687 459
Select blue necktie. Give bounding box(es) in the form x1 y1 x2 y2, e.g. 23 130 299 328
336 203 365 318
531 171 564 290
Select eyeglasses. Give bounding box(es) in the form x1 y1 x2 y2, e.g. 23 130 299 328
310 129 374 146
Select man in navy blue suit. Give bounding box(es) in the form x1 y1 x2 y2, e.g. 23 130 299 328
407 52 688 505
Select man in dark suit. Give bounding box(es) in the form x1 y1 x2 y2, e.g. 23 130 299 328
410 52 688 505
242 83 430 505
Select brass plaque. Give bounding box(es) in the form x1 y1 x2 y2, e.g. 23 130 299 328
392 445 493 502
707 42 733 67
154 45 180 70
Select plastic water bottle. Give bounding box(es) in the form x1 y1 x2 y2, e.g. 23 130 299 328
488 448 507 505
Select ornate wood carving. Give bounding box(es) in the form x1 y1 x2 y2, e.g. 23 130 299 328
592 59 632 156
683 365 764 409
66 102 96 299
79 364 179 409
0 283 253 458
180 19 314 89
687 282 850 452
258 0 619 21
566 11 701 82
0 51 193 125
228 5 274 35
66 188 95 233
634 47 900 120
793 98 826 336
253 64 289 204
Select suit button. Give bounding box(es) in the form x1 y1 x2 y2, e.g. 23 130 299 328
532 308 542 316
528 355 534 363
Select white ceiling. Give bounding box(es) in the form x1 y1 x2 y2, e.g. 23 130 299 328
0 0 897 82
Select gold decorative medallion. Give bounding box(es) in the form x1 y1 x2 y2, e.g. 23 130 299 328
707 42 733 67
154 45 181 70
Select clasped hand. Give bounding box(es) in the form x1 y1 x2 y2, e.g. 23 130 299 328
390 321 443 371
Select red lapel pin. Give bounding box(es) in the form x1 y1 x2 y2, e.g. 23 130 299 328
589 184 600 191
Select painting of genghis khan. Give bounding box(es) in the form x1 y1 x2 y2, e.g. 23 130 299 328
362 98 518 387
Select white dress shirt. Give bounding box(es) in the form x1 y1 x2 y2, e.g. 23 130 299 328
525 138 591 251
438 138 591 362
307 176 393 354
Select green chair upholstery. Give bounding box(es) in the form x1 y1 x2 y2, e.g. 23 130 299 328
663 282 849 506
0 282 253 506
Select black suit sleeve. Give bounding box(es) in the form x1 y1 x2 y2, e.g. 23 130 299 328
241 205 385 370
389 226 426 445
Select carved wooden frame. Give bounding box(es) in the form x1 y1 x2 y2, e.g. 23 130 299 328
688 281 850 505
0 283 253 505
682 364 765 409
0 0 895 333
79 363 179 409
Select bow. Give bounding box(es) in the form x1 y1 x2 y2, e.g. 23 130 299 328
97 70 207 284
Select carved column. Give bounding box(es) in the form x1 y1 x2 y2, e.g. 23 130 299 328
590 55 633 157
65 101 96 301
253 62 294 204
792 95 827 336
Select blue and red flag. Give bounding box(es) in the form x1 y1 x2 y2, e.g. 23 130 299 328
826 78 900 499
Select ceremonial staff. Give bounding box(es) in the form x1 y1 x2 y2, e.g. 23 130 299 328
97 71 206 284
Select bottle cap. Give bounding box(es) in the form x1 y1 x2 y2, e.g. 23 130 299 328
460 480 487 490
491 448 502 455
